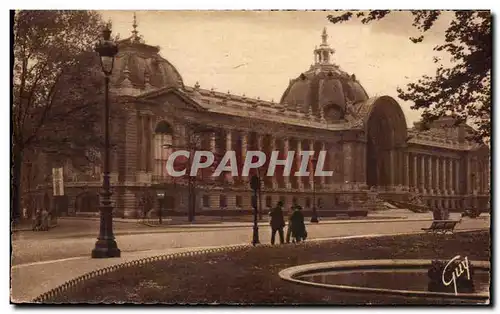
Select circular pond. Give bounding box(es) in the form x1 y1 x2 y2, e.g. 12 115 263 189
279 259 490 303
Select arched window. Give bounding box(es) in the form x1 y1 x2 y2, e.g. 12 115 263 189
219 194 227 208
202 195 209 208
235 195 242 208
154 121 174 178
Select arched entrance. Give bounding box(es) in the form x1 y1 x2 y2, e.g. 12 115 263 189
365 96 407 188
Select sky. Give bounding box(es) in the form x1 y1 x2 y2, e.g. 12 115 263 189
99 10 454 127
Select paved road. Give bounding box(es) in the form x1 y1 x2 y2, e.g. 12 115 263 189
11 215 490 303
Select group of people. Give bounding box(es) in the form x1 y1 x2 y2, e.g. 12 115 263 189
31 209 51 231
268 201 307 245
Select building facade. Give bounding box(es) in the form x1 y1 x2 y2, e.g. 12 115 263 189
25 25 491 219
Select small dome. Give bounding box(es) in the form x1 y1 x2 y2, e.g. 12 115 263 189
110 14 183 91
111 43 184 89
280 28 369 121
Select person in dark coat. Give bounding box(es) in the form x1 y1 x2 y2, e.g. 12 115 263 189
32 209 42 231
290 202 307 243
286 206 293 243
269 201 285 245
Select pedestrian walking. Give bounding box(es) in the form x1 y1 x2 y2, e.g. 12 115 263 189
290 202 307 243
286 206 293 243
269 201 285 245
32 209 42 231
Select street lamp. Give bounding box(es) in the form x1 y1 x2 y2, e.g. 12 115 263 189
255 162 264 221
250 175 260 246
310 156 319 223
91 23 120 258
156 191 165 224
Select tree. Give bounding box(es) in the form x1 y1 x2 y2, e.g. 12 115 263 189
328 10 491 143
12 10 106 221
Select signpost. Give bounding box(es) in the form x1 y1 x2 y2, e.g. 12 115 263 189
52 167 64 222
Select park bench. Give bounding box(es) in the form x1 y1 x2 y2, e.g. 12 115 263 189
421 219 461 234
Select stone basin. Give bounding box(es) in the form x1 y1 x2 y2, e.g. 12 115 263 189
279 259 490 303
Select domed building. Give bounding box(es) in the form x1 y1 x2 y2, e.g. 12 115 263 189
280 28 369 122
29 21 490 220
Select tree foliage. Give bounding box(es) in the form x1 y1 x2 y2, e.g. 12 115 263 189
13 10 107 164
328 10 491 143
12 10 107 219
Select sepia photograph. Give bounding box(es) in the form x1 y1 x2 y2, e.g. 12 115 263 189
10 8 492 305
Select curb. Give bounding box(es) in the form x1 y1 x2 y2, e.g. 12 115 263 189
12 224 58 232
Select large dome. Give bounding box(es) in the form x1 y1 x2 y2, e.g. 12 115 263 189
110 17 183 91
280 28 369 122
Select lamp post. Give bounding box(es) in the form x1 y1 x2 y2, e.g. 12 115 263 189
250 175 260 246
257 166 264 221
156 191 165 224
310 156 319 223
91 23 120 258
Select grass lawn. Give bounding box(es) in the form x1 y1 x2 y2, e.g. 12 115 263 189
49 231 490 305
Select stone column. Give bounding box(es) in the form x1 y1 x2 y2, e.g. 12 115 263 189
441 157 448 194
269 135 278 189
404 151 409 188
241 131 249 184
309 139 315 191
296 138 303 191
319 142 326 187
269 135 277 189
257 134 266 190
466 157 472 194
474 159 480 193
225 130 233 184
427 155 433 194
343 142 353 184
434 156 439 194
283 137 291 189
139 115 145 171
454 159 460 194
447 158 452 194
420 154 426 193
396 149 402 186
411 153 416 189
148 116 154 172
210 131 217 182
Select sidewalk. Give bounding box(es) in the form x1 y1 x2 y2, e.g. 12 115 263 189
13 211 489 241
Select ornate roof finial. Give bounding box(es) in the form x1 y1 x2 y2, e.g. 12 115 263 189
132 12 138 35
194 81 200 89
313 27 335 65
130 12 144 43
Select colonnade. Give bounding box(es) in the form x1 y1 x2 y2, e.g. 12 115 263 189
408 152 490 195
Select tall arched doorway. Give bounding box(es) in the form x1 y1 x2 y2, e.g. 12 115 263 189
365 96 407 188
153 120 174 179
